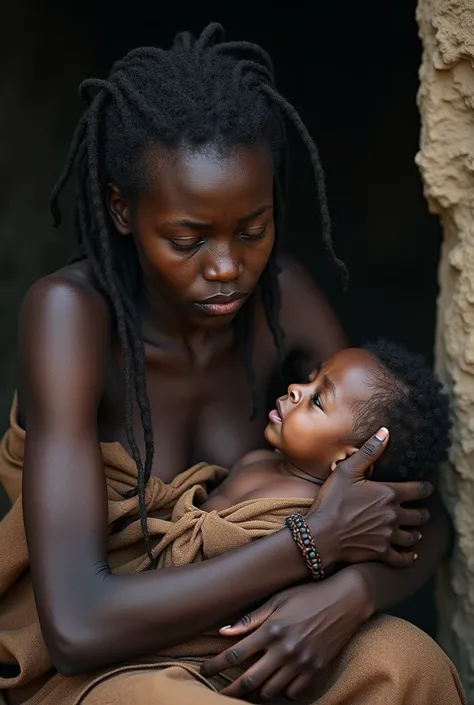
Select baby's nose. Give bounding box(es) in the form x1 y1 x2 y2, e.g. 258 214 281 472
288 385 302 403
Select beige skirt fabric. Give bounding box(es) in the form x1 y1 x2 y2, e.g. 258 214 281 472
78 616 465 705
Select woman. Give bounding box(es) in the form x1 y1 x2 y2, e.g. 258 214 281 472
0 23 464 705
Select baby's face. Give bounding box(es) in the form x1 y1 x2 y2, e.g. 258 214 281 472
265 348 380 477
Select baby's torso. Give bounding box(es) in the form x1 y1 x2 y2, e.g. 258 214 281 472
202 450 320 511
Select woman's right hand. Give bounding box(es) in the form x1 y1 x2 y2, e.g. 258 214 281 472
307 427 433 567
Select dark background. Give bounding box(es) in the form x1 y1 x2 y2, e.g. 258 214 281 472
92 0 441 356
0 1 441 634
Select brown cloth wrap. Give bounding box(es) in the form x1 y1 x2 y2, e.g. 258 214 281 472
0 398 466 705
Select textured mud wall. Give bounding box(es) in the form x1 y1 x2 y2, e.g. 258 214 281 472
416 0 474 699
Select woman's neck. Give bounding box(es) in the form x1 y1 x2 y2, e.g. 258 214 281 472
137 281 236 364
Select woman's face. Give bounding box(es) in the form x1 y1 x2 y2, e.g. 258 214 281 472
109 143 275 328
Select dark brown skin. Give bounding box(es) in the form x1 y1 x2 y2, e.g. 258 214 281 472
264 349 380 480
18 144 447 700
204 349 425 517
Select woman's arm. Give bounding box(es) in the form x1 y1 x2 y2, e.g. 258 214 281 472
20 277 332 676
278 256 347 365
20 275 431 677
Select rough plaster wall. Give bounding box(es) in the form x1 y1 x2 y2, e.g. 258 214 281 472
416 0 474 699
0 4 94 429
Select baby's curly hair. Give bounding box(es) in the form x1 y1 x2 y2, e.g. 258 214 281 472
350 340 452 482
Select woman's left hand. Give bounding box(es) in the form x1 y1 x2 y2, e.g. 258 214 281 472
201 567 372 701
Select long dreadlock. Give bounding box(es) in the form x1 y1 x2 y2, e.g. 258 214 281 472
50 22 347 567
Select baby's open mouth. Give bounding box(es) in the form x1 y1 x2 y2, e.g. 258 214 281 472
268 399 283 424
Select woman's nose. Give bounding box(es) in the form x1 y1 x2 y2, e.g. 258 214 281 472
202 244 244 283
288 384 302 404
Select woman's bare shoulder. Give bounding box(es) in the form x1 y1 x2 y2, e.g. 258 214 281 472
21 260 110 334
24 260 105 303
277 255 347 359
18 260 112 423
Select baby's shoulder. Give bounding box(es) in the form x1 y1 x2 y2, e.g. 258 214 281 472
214 450 281 505
227 450 318 504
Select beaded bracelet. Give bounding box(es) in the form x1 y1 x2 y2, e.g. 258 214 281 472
285 513 325 581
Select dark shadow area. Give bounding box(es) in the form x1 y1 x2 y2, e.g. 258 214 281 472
0 0 441 635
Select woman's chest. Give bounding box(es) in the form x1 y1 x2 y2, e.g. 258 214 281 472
98 346 274 482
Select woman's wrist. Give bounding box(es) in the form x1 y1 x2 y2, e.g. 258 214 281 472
305 511 340 571
339 565 375 622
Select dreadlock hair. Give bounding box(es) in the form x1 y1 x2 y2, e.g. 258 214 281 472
50 22 346 566
350 340 452 483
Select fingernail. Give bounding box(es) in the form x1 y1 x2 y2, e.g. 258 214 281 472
414 553 419 561
375 427 389 442
220 625 232 631
418 532 423 541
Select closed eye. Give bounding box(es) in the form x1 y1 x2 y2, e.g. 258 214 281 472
169 239 205 252
239 228 267 242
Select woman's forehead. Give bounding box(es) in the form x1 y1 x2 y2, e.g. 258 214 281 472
142 143 274 214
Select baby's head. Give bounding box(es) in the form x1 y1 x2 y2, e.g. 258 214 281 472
265 341 451 483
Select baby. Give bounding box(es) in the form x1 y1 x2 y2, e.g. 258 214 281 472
202 340 451 512
129 339 451 576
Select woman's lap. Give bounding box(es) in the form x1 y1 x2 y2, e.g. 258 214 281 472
81 615 465 705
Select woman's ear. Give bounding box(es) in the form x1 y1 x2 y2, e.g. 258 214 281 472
330 446 359 473
107 184 132 235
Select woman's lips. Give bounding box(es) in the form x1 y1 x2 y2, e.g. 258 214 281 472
194 298 245 316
